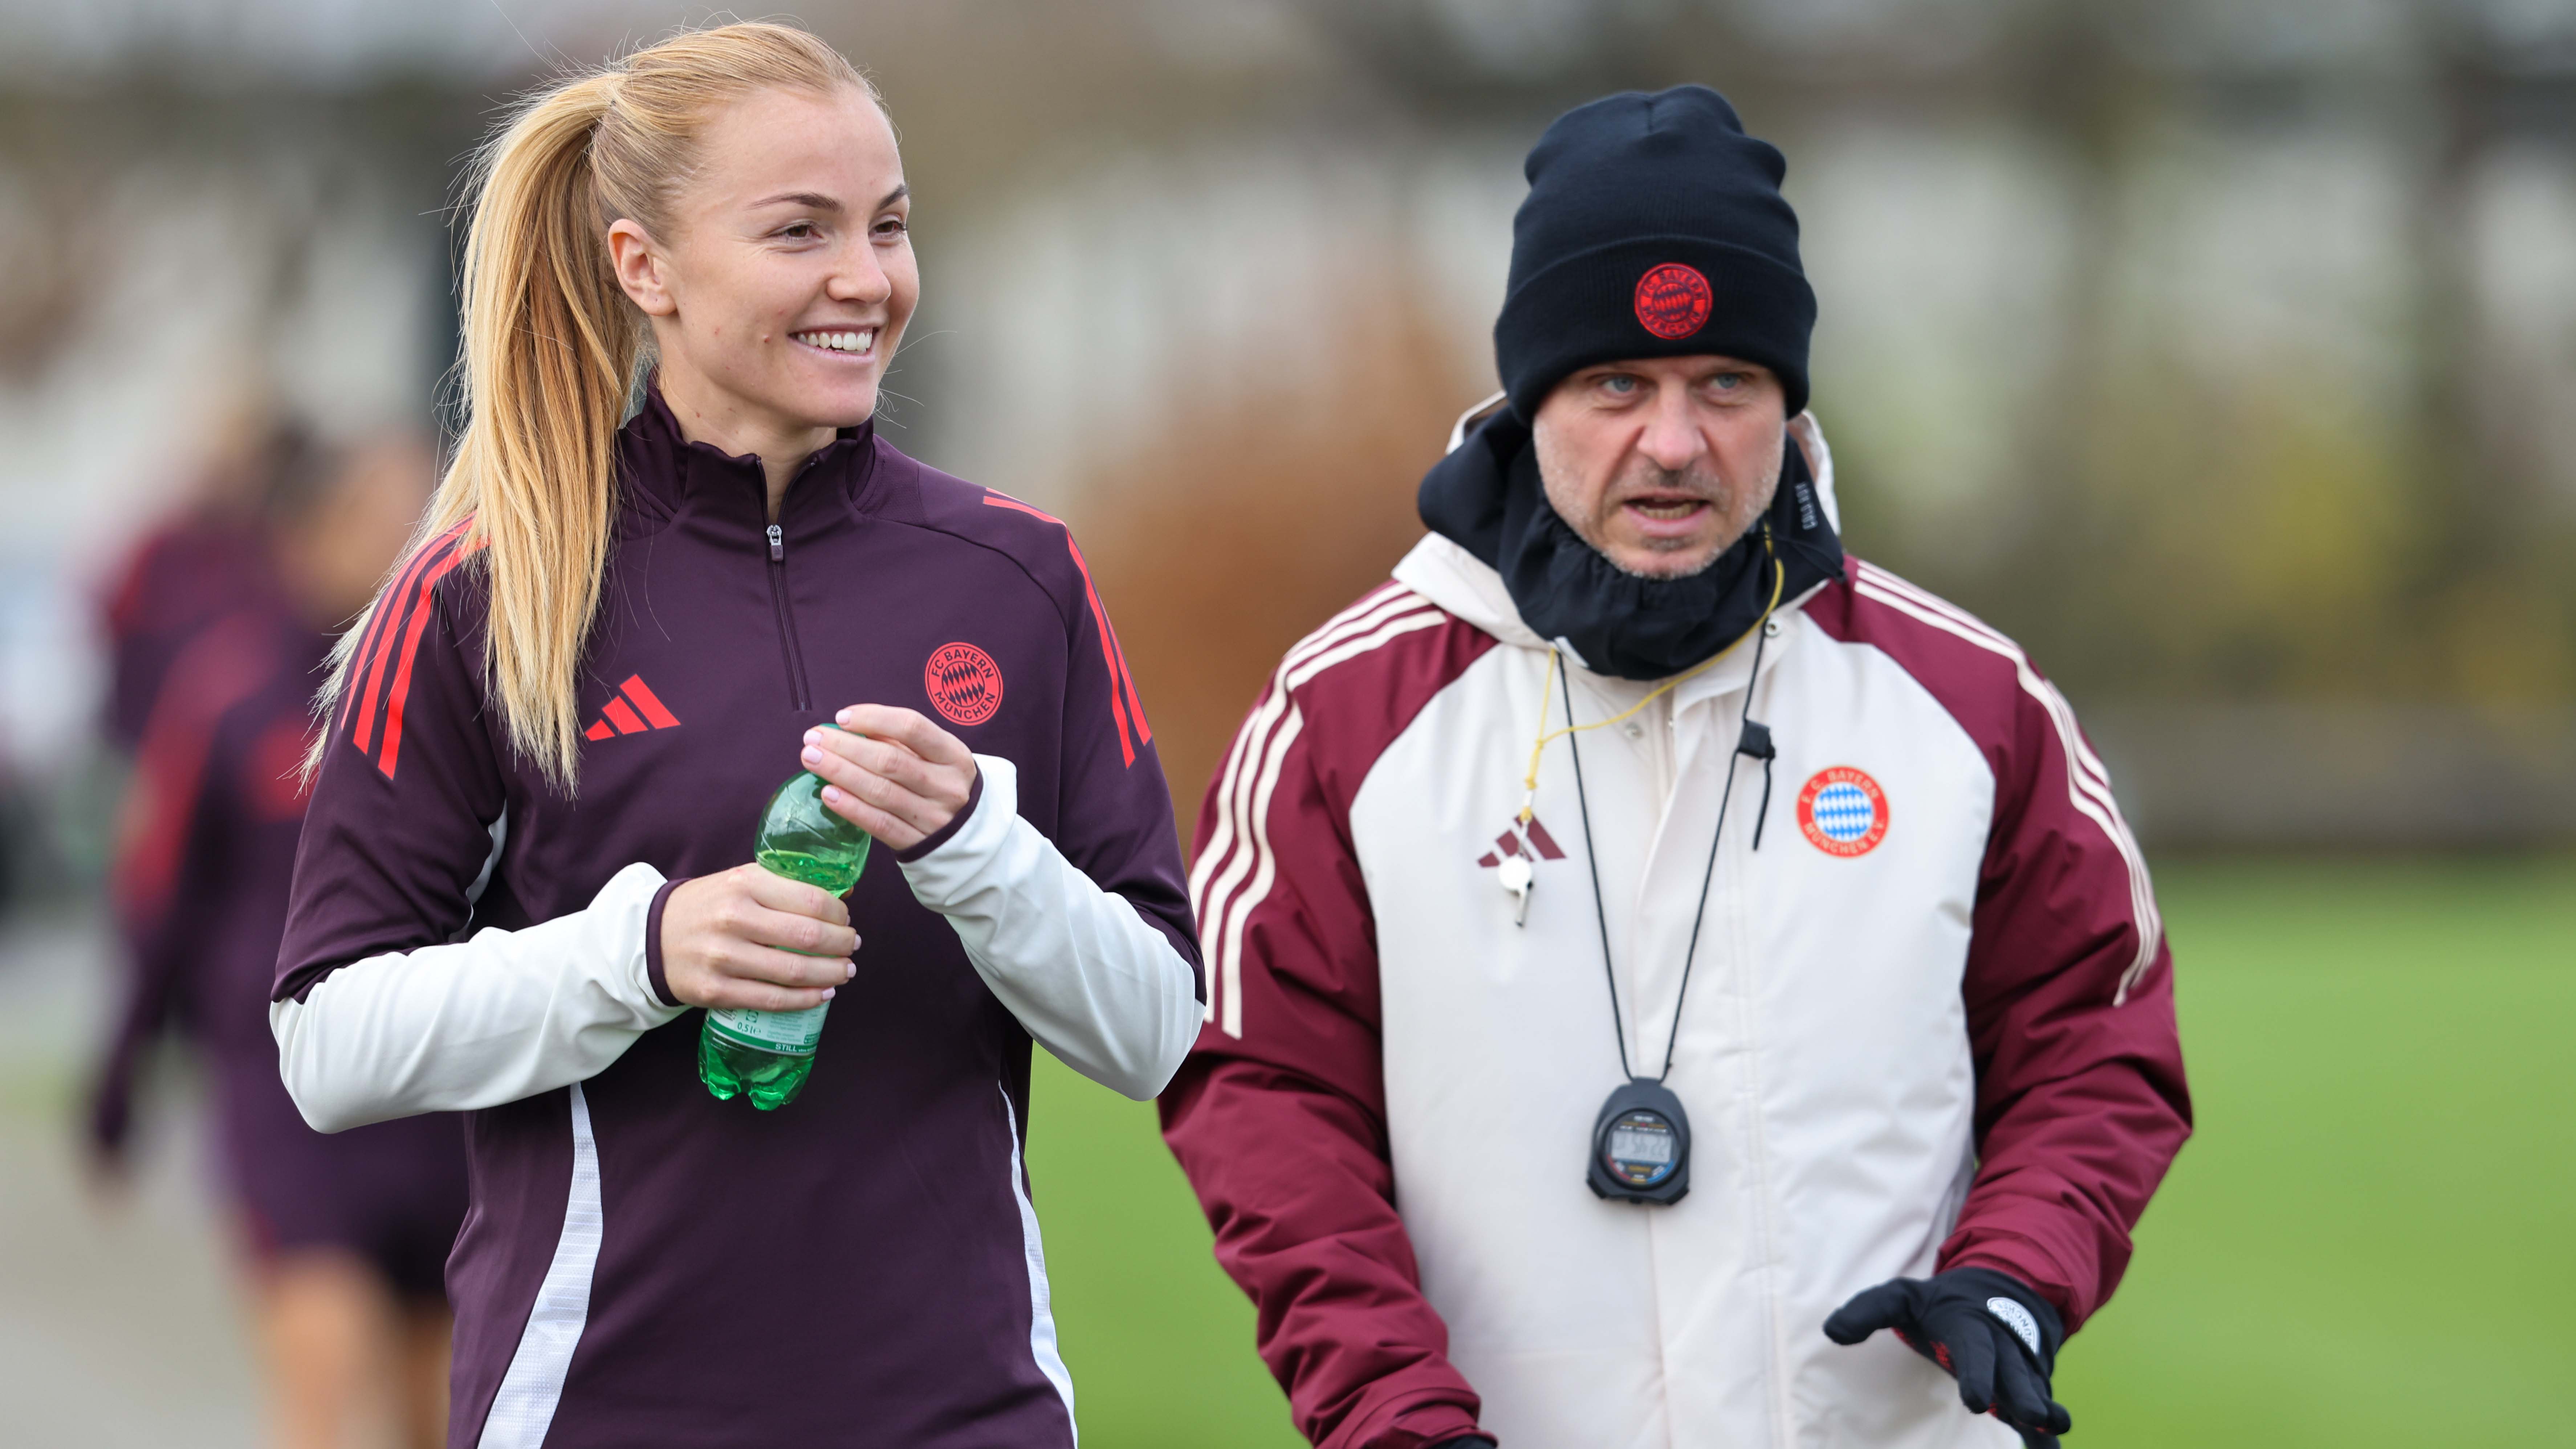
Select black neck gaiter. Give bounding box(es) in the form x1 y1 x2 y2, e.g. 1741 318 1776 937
1418 409 1845 681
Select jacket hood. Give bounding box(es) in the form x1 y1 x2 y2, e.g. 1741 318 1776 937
1399 393 1844 670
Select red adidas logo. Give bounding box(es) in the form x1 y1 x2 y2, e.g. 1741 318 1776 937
583 675 682 741
1476 813 1567 868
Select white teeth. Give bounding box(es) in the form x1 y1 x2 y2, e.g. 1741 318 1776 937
794 329 875 354
793 329 876 355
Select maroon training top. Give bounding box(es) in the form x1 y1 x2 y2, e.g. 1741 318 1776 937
277 389 1199 1448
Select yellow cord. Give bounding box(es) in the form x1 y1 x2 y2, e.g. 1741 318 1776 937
1515 534 1783 824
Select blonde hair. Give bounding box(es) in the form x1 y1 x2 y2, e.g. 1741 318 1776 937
312 22 875 789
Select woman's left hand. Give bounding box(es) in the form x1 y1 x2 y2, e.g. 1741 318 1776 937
803 705 980 852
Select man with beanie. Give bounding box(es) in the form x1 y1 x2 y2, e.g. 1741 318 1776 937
1160 85 2190 1449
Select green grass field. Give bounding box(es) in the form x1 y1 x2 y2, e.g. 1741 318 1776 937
1024 856 2576 1448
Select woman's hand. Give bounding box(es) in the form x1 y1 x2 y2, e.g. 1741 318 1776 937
659 863 859 1011
802 705 978 852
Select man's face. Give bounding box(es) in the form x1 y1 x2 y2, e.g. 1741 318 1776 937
1530 355 1787 579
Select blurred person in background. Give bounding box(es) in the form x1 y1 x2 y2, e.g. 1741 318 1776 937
265 22 1198 1449
1164 87 2190 1449
86 423 466 1449
96 386 300 754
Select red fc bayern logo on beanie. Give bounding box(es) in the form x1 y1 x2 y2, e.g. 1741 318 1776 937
1633 263 1713 339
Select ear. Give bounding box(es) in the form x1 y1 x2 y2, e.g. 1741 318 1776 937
606 218 676 318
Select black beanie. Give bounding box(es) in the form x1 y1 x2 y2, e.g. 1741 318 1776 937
1494 85 1816 420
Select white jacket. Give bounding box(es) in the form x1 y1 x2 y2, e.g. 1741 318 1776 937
1161 417 2189 1449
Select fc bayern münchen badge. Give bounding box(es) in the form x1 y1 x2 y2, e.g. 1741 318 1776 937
1796 766 1888 857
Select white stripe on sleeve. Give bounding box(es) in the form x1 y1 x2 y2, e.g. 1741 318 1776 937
1852 566 2164 1001
1190 596 1445 1038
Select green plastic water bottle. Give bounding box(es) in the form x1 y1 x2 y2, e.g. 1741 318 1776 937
697 725 872 1110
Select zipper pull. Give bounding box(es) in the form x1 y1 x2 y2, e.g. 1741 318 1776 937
766 523 784 563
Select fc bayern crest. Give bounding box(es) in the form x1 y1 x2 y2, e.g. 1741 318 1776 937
1634 262 1714 339
925 642 1004 726
1796 767 1889 858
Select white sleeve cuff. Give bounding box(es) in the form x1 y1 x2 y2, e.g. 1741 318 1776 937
899 755 1199 1099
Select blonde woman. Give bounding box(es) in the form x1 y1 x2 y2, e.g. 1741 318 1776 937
268 24 1202 1447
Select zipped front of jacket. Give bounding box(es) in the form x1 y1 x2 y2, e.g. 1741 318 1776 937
765 521 814 711
1580 658 1801 1443
1353 610 1998 1449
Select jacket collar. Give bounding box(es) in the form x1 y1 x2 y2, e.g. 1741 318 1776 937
619 379 879 529
1393 529 1817 711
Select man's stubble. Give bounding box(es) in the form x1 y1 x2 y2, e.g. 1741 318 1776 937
1531 430 1780 582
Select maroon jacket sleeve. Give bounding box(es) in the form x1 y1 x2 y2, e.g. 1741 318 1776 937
1822 563 2192 1332
1031 505 1201 988
273 524 507 1003
1160 587 1494 1449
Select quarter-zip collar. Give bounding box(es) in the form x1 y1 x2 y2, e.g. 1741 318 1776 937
615 382 872 716
618 380 880 532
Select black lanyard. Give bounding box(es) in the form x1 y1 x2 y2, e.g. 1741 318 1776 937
1564 551 1777 1203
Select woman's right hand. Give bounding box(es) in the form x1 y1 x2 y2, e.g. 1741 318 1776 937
659 864 859 1011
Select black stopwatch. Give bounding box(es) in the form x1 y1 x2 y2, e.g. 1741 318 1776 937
1588 1078 1692 1205
1551 548 1778 1212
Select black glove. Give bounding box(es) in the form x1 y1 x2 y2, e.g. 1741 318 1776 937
1422 1439 1495 1449
1823 1266 2072 1446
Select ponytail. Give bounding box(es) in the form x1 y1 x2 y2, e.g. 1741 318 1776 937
310 23 872 790
437 71 635 788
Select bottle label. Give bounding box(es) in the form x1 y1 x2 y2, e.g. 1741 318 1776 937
705 1002 829 1055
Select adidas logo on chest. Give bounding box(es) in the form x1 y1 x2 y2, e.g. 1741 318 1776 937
583 675 682 741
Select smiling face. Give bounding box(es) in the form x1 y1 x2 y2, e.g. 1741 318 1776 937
605 85 916 466
1530 354 1787 579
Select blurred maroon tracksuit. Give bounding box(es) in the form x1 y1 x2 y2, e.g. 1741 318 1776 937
90 523 467 1299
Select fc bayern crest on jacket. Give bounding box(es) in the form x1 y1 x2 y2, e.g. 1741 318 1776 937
1797 766 1888 857
925 642 1004 726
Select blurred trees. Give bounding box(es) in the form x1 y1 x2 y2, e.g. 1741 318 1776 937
2 0 2571 845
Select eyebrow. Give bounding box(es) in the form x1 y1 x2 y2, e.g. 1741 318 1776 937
749 184 909 213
